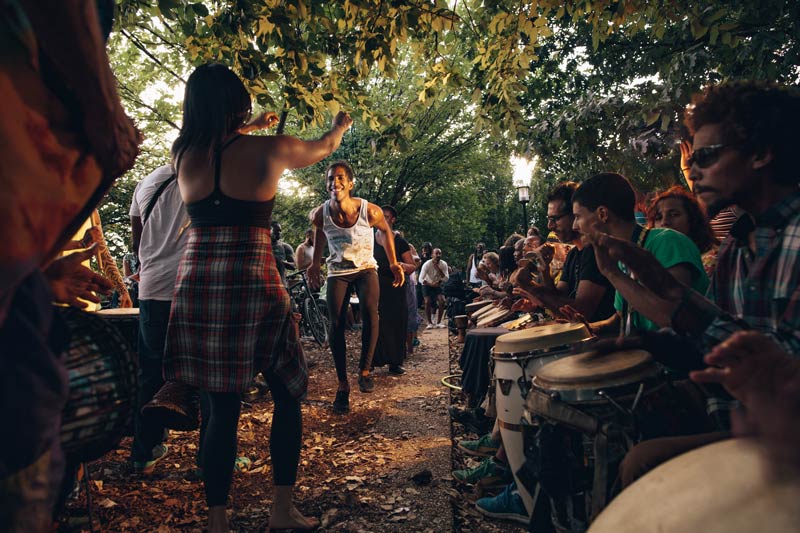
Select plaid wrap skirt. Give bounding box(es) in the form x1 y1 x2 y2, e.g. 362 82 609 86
164 226 307 397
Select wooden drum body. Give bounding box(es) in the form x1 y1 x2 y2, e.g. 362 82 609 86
59 308 138 463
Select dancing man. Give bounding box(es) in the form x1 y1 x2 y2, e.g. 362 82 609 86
308 161 404 414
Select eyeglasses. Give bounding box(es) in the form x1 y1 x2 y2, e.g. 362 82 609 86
546 213 570 224
687 144 734 169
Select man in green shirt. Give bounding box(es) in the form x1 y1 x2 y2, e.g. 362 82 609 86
571 172 708 335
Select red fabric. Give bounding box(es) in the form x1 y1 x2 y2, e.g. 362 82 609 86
164 226 307 397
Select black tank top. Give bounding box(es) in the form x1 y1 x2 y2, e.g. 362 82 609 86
184 136 273 228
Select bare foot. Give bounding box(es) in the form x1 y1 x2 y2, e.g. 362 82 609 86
269 505 320 531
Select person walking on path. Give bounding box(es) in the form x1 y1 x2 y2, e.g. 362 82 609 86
307 161 404 414
419 248 449 328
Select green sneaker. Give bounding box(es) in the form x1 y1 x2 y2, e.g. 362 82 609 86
457 434 500 457
133 443 168 474
452 457 510 487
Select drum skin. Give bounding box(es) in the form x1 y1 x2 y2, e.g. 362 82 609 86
588 438 800 533
96 308 139 352
476 307 514 328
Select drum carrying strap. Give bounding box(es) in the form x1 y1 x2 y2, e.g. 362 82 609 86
526 389 600 436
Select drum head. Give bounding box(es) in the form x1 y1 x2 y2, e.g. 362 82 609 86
534 349 656 390
588 438 800 533
97 308 140 318
466 300 492 315
494 322 591 354
477 307 513 328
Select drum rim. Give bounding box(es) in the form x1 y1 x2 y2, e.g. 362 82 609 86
491 342 581 360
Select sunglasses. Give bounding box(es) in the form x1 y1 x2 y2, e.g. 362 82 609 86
547 212 570 224
687 144 735 169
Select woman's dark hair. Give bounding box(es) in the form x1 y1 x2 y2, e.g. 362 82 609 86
172 64 251 162
325 160 355 181
503 233 524 247
685 81 800 186
498 246 517 278
572 173 636 221
646 186 716 253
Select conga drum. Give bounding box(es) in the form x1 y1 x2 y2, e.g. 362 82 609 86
492 322 593 515
465 300 492 318
471 302 496 322
588 438 800 532
526 349 667 521
476 306 515 328
58 307 138 463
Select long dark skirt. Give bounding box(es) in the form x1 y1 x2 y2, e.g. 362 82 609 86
373 275 408 368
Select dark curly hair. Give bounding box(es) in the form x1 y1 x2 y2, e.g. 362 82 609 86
324 160 355 181
647 186 716 253
684 81 800 185
546 182 579 214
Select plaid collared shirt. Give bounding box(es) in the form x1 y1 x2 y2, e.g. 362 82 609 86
675 190 800 355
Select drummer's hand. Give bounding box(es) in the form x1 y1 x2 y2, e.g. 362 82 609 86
690 331 800 410
390 263 405 288
44 245 113 308
512 287 543 308
585 225 684 302
479 285 495 297
307 263 322 290
498 296 513 310
692 331 800 466
511 297 536 313
119 292 133 309
81 226 103 248
558 305 595 333
535 244 554 268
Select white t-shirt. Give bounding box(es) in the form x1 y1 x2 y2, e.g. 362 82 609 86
419 259 449 286
129 165 187 301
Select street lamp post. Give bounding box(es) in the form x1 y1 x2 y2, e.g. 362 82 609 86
517 185 530 233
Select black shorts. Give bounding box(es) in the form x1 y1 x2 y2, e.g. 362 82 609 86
422 285 443 298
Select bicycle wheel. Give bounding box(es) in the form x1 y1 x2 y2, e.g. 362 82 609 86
303 296 329 346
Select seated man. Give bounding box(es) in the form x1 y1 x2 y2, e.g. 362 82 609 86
512 181 616 325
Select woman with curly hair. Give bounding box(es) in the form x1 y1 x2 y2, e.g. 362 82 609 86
647 185 718 276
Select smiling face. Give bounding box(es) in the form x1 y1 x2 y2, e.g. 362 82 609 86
653 197 691 236
327 165 353 202
688 123 759 218
513 239 525 264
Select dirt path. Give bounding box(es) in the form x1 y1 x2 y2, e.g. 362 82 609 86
63 325 455 532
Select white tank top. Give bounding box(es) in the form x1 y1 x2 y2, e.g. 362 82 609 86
323 199 378 276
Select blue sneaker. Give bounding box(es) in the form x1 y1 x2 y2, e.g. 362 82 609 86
475 482 529 525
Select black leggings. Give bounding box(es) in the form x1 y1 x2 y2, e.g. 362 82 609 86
326 269 379 382
199 374 302 506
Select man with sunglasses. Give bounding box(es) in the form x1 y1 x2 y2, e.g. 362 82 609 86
582 81 800 488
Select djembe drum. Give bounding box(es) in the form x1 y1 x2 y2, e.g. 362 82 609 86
59 307 138 463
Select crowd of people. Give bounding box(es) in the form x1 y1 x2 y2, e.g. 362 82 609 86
1 2 798 532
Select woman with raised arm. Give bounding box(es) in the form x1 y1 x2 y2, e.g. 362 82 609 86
163 63 352 533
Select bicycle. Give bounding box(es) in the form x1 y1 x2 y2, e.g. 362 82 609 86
286 269 329 346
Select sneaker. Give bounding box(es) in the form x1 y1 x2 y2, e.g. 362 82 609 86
453 457 510 487
388 365 406 375
358 374 375 393
133 443 169 474
457 433 500 457
425 323 434 330
332 390 350 414
437 322 447 329
475 483 530 525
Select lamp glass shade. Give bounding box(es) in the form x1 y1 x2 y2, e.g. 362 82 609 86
517 185 530 203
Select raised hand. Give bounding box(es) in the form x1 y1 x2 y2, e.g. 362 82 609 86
44 245 113 308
